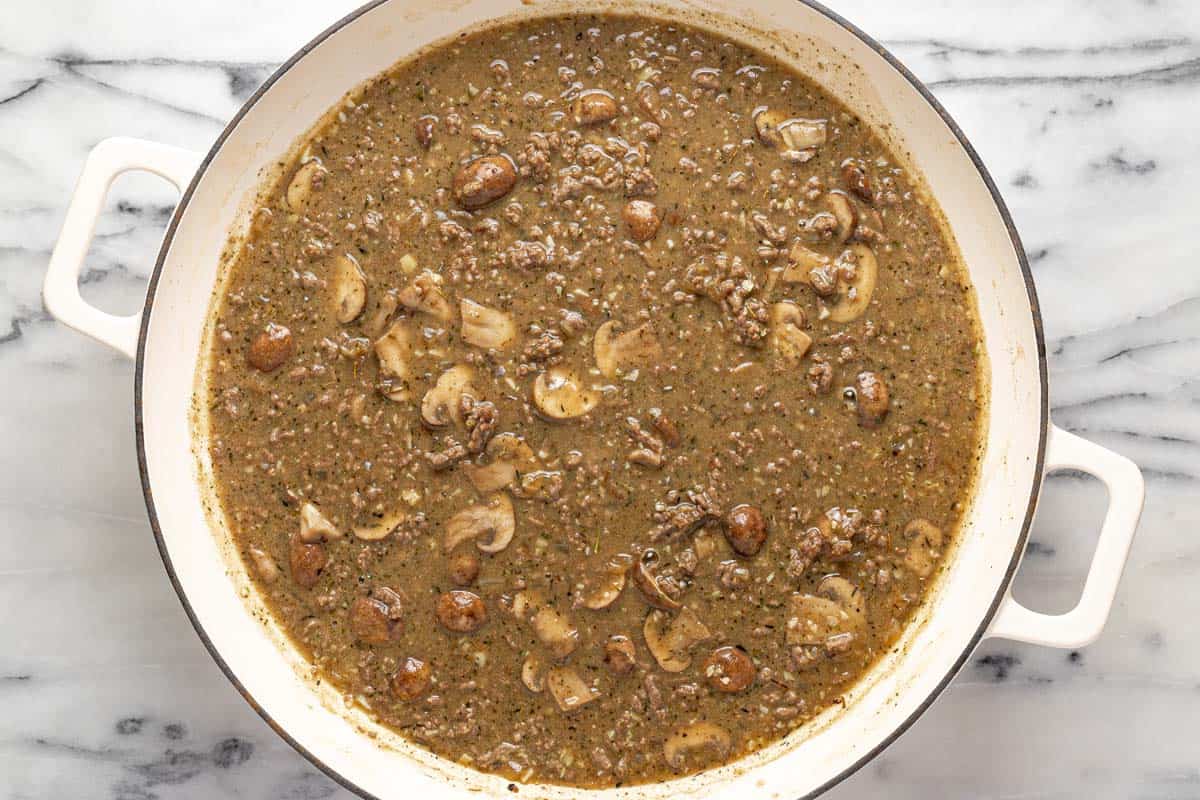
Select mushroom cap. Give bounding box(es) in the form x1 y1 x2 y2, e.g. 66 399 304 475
460 298 516 350
443 493 516 554
332 253 367 324
663 721 732 769
299 502 341 543
421 364 476 429
643 607 711 672
373 320 415 402
633 550 682 611
594 320 661 379
545 666 598 713
398 270 454 322
531 606 581 659
576 553 633 610
532 367 600 420
829 244 878 323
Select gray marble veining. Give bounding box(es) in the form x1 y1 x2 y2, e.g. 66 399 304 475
1 1 1197 798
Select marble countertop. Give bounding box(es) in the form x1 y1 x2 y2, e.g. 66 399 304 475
2 1 1197 797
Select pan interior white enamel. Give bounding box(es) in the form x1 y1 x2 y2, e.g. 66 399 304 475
139 1 1042 798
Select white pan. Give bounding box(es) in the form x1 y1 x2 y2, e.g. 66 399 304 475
42 0 1145 798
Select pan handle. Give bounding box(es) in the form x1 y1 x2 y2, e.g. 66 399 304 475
987 425 1144 648
43 137 202 359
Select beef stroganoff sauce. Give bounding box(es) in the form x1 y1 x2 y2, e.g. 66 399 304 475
201 14 986 787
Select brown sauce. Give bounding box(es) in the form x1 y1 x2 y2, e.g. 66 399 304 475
202 13 985 787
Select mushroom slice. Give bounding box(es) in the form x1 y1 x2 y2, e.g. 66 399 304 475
781 243 831 284
465 433 539 493
521 651 547 693
421 365 476 429
644 607 711 672
531 606 581 659
663 721 732 770
593 320 661 379
247 546 279 583
769 301 813 363
374 320 415 402
786 575 865 651
332 253 367 324
903 518 944 578
533 367 600 420
353 510 405 541
576 553 633 610
754 109 826 162
785 593 849 646
443 493 515 553
778 118 827 155
829 245 879 323
816 575 866 627
826 190 858 244
299 502 341 543
460 298 516 350
633 550 681 611
398 270 453 323
285 159 327 212
545 666 598 713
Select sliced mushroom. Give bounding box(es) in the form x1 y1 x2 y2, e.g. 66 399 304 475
903 518 944 578
663 721 732 770
398 270 453 323
593 320 661 379
353 510 404 541
521 651 547 693
460 298 516 350
374 320 414 402
754 109 826 162
633 550 681 611
299 502 341 543
785 593 848 647
644 607 711 672
443 493 515 553
854 370 890 428
532 367 600 420
576 553 633 610
247 546 279 583
421 365 476 429
782 242 831 284
285 159 327 212
778 118 827 153
769 302 813 363
531 606 581 659
829 244 878 323
465 433 538 492
603 635 638 675
816 574 866 627
826 190 858 244
545 666 598 713
364 289 400 337
332 253 367 324
787 575 866 655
